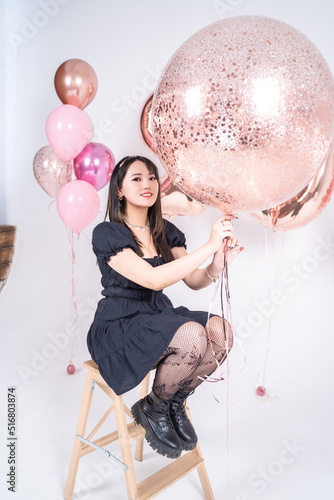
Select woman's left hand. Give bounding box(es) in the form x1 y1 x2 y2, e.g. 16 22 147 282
211 238 244 272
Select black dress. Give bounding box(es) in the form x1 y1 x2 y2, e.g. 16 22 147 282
87 218 209 395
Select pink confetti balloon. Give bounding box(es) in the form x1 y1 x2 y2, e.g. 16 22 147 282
33 145 72 198
152 16 334 213
73 142 115 191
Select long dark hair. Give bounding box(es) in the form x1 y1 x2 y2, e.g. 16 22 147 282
105 155 174 262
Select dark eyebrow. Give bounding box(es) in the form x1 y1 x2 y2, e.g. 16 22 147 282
130 172 156 177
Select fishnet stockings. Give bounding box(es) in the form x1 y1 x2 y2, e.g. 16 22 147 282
153 316 233 400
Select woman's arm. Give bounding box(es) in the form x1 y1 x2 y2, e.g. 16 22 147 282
106 216 232 291
172 238 243 291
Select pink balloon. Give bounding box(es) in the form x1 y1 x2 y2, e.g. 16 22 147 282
57 180 100 233
73 142 115 191
152 16 334 213
46 105 90 161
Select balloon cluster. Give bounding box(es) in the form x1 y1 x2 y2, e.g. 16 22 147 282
33 58 115 233
33 59 116 375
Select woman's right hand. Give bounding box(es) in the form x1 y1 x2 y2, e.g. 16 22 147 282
208 216 234 253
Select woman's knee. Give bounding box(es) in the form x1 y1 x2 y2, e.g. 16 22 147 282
207 316 233 351
174 321 207 357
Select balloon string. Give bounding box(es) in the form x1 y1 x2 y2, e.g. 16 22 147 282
201 248 246 384
226 349 230 500
224 248 230 500
47 199 57 213
65 226 79 363
257 229 285 393
58 160 73 184
260 228 272 389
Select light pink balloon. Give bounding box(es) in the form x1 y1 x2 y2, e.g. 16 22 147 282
153 16 334 213
57 180 100 233
46 105 90 161
73 142 115 191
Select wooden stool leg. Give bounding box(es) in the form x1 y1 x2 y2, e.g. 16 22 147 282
113 392 138 500
186 406 215 500
134 374 150 462
64 371 95 500
195 446 215 500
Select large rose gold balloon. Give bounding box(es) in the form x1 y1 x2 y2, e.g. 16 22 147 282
152 16 334 214
33 146 72 199
54 59 98 110
250 146 334 231
140 93 157 154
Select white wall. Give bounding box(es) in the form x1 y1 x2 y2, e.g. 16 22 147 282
1 1 334 499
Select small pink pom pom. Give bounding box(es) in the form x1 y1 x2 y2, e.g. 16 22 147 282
256 386 266 397
67 364 76 375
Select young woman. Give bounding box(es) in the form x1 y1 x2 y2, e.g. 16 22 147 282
87 155 243 460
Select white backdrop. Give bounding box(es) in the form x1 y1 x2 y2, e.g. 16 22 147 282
1 1 334 499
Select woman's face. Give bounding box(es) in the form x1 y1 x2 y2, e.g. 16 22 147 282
118 161 159 210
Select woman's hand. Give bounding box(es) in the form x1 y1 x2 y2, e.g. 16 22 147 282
208 225 244 277
210 239 244 273
226 239 244 266
208 216 234 253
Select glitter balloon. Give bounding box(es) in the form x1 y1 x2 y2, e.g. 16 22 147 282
33 145 72 199
152 16 334 213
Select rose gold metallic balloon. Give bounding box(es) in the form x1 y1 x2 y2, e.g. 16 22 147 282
250 146 334 231
159 174 205 216
33 146 72 199
152 16 334 214
54 59 98 110
160 174 187 197
140 93 157 154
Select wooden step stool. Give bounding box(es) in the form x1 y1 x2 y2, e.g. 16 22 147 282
64 360 215 500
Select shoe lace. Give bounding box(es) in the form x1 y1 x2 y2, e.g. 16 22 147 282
170 393 190 422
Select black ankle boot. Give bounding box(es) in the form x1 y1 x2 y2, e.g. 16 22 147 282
131 390 182 459
169 390 198 451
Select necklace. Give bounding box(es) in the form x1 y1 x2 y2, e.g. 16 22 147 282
122 214 150 231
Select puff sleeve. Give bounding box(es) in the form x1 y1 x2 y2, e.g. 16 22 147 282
163 219 187 250
92 222 137 263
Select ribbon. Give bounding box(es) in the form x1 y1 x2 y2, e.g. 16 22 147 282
65 226 80 364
